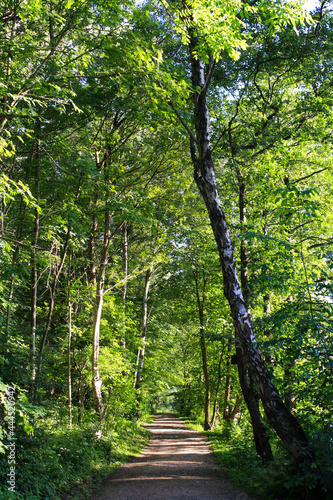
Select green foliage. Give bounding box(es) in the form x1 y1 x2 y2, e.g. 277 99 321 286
182 417 333 500
0 0 333 497
0 174 38 209
0 380 45 453
0 410 149 500
169 0 312 62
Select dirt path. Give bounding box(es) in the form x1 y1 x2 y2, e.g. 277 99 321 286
91 414 254 500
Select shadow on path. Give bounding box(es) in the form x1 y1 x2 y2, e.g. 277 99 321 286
91 414 253 500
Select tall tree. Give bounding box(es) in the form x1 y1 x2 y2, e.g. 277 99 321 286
159 0 325 493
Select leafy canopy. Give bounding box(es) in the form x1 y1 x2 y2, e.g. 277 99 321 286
163 0 312 61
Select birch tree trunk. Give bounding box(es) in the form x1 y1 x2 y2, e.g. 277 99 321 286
187 32 323 490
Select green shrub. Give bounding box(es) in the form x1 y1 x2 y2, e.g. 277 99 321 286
0 413 150 500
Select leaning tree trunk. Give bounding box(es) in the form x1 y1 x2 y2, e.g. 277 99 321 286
187 31 323 493
236 346 273 460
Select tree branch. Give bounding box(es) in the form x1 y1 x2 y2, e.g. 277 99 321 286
168 100 197 143
290 167 328 185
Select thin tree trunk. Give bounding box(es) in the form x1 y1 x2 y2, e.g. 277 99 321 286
222 339 232 421
77 390 85 424
92 272 105 429
73 344 87 424
122 221 128 349
91 147 126 430
193 265 210 430
284 359 296 412
221 345 244 426
133 266 153 391
89 212 98 285
38 226 71 375
187 31 323 491
31 249 37 385
68 252 72 427
92 211 112 432
3 279 14 363
200 325 210 430
236 168 273 461
38 173 83 376
0 199 3 237
210 344 225 428
2 147 31 364
238 170 248 304
31 127 40 389
230 395 243 424
88 152 100 285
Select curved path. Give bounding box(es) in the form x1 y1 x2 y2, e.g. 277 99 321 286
91 414 253 500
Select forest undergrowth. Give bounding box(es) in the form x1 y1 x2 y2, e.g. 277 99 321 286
0 404 150 500
182 414 333 500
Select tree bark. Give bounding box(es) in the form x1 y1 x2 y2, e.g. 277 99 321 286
236 346 273 460
187 31 323 490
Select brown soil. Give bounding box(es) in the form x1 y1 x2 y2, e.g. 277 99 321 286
90 414 254 500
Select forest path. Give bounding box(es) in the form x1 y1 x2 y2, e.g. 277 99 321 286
91 414 254 500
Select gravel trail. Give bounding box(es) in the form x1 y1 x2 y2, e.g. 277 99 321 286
91 414 254 500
